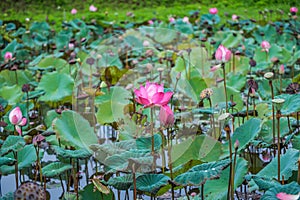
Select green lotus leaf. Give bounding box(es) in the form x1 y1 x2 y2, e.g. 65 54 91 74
30 56 68 71
204 157 248 200
105 174 133 190
249 148 299 191
0 85 23 105
222 33 243 48
171 135 222 167
261 182 300 200
52 145 92 159
0 144 42 175
0 70 34 86
104 149 153 173
0 157 15 166
292 134 300 149
136 174 170 194
173 159 231 186
30 22 51 34
0 135 25 156
36 71 74 102
0 192 14 200
95 86 131 124
1 39 18 58
275 94 300 115
42 162 72 178
52 110 98 150
250 176 280 191
136 133 162 152
222 118 262 158
79 183 115 200
0 97 8 109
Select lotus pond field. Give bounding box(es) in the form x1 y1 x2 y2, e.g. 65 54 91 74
0 2 300 200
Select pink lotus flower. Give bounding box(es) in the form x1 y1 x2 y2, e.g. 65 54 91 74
148 20 154 25
9 107 27 135
209 8 218 15
143 40 150 47
182 16 189 23
4 52 13 61
71 8 77 15
279 64 285 75
68 43 74 49
215 45 231 63
276 192 300 200
261 41 271 52
89 5 97 12
134 82 173 108
290 7 298 13
159 105 174 127
232 14 238 21
169 17 175 23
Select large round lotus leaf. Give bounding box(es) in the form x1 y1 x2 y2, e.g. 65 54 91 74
44 110 60 128
136 133 162 152
249 148 299 191
173 159 231 186
0 135 25 156
222 118 262 157
1 39 18 58
30 22 51 34
0 70 34 86
261 182 300 200
0 144 42 175
253 24 277 43
171 135 222 167
36 71 74 102
30 56 68 70
96 86 130 124
249 175 280 191
204 157 248 200
222 33 243 48
52 110 98 150
0 157 15 166
0 85 23 105
42 162 72 178
275 94 300 115
79 183 115 200
105 174 133 190
52 145 92 159
136 174 170 194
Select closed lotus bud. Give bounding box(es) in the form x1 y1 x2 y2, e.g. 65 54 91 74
215 45 231 63
279 64 285 75
249 58 257 67
261 41 271 52
271 57 279 63
234 139 239 150
22 84 30 93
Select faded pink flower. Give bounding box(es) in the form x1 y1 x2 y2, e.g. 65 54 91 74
279 64 285 75
261 41 271 52
69 43 74 49
89 5 97 12
169 17 175 23
190 192 197 197
159 105 174 127
4 52 13 61
290 7 298 13
71 8 77 15
148 20 154 25
232 14 238 21
182 16 189 23
33 134 45 146
134 82 173 108
209 8 218 15
276 192 300 200
9 107 27 135
210 64 221 72
143 40 150 47
215 45 231 63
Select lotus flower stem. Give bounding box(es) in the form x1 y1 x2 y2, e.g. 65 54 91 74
201 184 205 200
85 159 89 185
246 90 250 120
222 63 228 112
167 128 175 200
269 80 276 145
132 163 137 200
208 97 216 138
59 175 65 195
184 187 190 200
150 107 156 171
225 125 233 199
252 98 256 117
297 158 300 184
277 110 281 182
13 151 18 189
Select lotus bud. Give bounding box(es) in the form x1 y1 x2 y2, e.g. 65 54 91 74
234 139 240 150
279 64 285 75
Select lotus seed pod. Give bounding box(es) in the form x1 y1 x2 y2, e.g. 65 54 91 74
264 72 274 79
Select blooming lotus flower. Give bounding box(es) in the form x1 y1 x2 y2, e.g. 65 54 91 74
89 5 97 12
290 7 298 13
143 40 150 47
159 105 174 127
4 52 13 61
134 82 173 108
9 107 27 135
261 41 271 52
276 192 300 200
71 8 77 15
215 45 231 63
232 14 238 21
209 8 218 15
182 16 189 23
169 17 175 23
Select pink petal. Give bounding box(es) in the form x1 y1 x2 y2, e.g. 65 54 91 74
15 125 22 135
136 96 151 106
159 91 173 105
152 92 165 105
9 107 22 125
159 105 174 126
19 117 27 126
276 192 300 200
